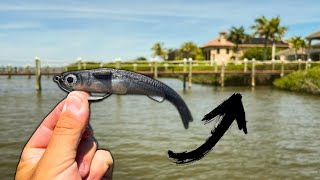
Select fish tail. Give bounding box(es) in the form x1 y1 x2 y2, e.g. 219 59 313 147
165 88 193 129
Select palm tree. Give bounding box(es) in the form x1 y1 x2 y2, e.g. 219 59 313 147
151 42 167 60
269 16 288 60
251 16 288 60
251 16 270 60
288 36 306 60
227 26 250 61
175 41 204 60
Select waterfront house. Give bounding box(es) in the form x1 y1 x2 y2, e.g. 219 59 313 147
201 32 289 64
277 31 320 61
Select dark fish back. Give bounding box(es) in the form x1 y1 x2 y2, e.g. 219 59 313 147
161 84 193 129
119 69 193 129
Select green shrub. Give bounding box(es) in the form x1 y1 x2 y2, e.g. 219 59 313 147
274 67 320 94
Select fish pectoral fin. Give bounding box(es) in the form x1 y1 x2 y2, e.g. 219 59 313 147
92 71 112 79
88 93 111 101
148 94 165 103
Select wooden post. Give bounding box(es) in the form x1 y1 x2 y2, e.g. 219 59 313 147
133 63 137 71
272 59 275 71
183 58 187 72
149 63 153 73
26 65 31 79
306 58 312 70
251 58 256 87
221 58 225 87
46 65 50 79
100 63 104 68
298 59 301 71
280 60 284 77
188 58 192 88
35 57 41 91
83 63 87 70
214 59 218 72
244 58 248 72
7 65 11 79
183 58 187 89
164 63 168 71
154 61 158 78
183 75 186 89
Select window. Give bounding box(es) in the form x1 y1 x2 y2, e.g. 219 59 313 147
217 48 220 54
227 48 230 54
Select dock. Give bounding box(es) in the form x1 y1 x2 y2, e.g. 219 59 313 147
1 58 317 91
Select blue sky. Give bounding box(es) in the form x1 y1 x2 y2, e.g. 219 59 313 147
0 0 319 66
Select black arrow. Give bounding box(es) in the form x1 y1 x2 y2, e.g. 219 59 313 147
168 93 247 164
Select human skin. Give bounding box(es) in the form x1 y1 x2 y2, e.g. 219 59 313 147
15 91 113 180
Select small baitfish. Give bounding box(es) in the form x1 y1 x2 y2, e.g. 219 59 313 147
54 68 193 129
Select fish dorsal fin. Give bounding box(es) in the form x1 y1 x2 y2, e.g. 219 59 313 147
92 71 112 79
148 94 165 103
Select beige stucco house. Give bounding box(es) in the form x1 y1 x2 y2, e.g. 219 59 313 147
202 32 289 64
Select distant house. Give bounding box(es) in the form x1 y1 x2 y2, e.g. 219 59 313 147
277 31 320 61
201 32 289 64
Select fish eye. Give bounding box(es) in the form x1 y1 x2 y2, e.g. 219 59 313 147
64 74 77 86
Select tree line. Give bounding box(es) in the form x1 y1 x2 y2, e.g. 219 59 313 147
148 16 307 61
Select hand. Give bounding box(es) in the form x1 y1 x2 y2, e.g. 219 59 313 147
15 91 113 180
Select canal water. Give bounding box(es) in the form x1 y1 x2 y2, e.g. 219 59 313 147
0 76 319 179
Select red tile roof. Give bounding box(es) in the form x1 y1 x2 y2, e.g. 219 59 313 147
202 37 235 47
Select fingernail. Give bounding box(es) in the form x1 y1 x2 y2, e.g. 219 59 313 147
62 94 82 113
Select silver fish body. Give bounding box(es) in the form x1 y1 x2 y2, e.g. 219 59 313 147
54 68 193 129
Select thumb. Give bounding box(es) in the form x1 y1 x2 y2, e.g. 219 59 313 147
41 91 89 168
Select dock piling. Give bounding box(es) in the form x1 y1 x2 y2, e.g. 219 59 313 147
164 63 168 71
188 58 192 88
244 58 248 72
26 65 31 79
280 60 284 77
214 59 218 72
133 63 137 71
7 65 11 79
251 58 256 87
154 61 158 78
183 58 187 72
221 58 225 87
46 65 50 79
35 57 41 91
306 59 312 70
183 58 187 89
272 59 275 71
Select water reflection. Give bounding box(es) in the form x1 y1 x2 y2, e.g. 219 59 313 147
36 91 42 108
